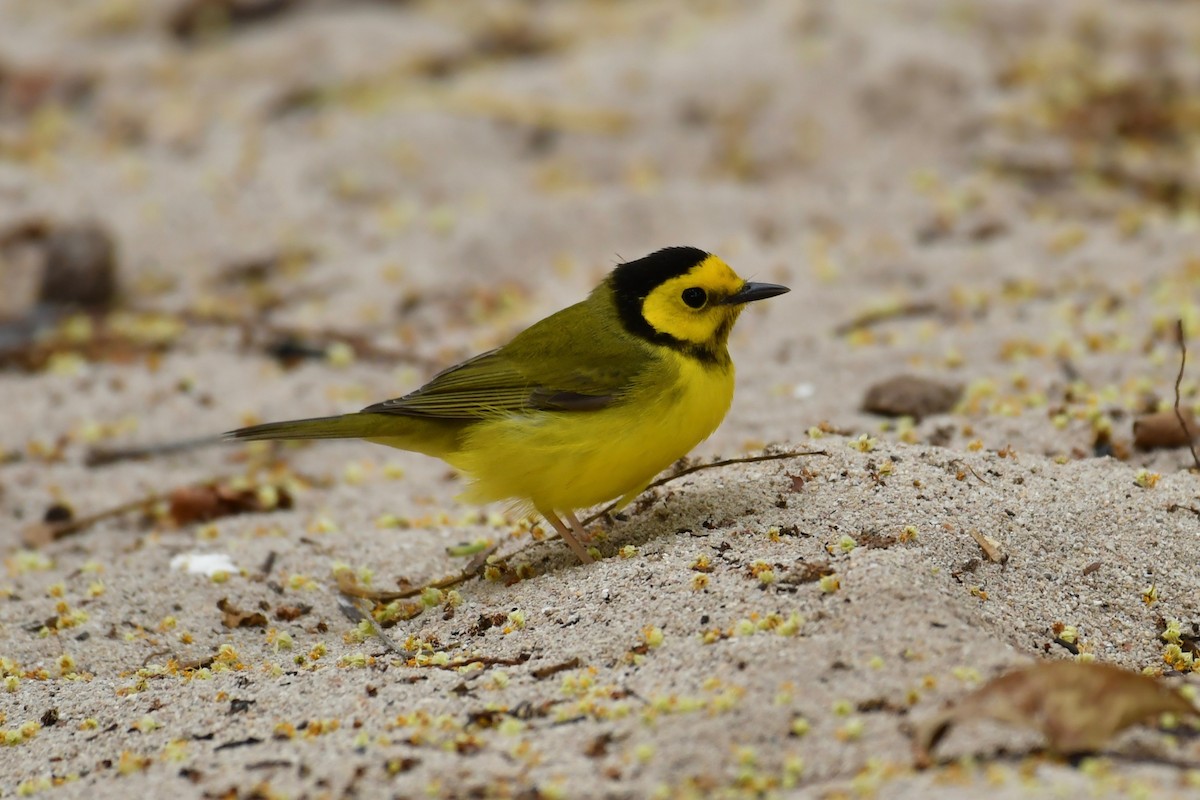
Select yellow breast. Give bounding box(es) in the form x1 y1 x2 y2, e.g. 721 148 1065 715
451 351 735 513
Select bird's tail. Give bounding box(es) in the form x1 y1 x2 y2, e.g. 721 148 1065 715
225 414 384 442
226 413 463 460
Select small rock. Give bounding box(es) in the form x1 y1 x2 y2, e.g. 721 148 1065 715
37 222 118 309
1133 409 1199 450
862 375 962 420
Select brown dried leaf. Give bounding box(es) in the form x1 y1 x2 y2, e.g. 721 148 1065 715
788 468 815 492
966 528 1006 564
217 598 268 629
584 731 617 758
168 485 224 525
168 482 292 525
273 604 310 622
914 660 1197 767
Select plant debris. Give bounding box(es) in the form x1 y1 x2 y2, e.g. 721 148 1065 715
582 448 827 527
217 598 269 629
966 528 1007 564
989 27 1200 212
168 481 294 526
531 657 582 680
335 544 497 603
914 660 1198 767
1172 319 1200 471
0 59 96 119
169 0 299 42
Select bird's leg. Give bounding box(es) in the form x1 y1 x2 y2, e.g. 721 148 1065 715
563 510 596 557
540 509 594 564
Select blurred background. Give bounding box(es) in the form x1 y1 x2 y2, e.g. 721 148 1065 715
3 0 1200 468
7 5 1200 796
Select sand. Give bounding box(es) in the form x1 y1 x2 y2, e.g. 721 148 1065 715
3 0 1200 797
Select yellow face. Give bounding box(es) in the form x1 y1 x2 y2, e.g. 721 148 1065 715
639 255 748 347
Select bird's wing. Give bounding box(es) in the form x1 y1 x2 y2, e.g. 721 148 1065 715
361 299 647 420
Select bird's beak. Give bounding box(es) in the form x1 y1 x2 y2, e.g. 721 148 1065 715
722 282 790 305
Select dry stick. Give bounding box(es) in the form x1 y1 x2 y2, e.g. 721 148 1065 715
20 493 167 547
432 654 530 671
336 595 413 658
18 470 305 546
335 544 499 603
1173 319 1200 472
1167 503 1200 518
336 546 501 659
834 301 942 336
578 449 828 527
948 459 989 485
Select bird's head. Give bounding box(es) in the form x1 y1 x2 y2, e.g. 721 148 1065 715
608 246 789 361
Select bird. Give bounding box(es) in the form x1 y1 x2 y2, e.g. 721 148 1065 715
226 246 788 564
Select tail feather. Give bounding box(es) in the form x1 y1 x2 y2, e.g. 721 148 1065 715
225 414 380 442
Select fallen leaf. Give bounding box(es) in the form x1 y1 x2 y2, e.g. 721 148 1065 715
218 598 268 629
914 660 1197 767
966 528 1006 564
584 731 617 758
273 604 310 622
168 482 293 525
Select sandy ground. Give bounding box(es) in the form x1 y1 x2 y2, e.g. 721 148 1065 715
4 0 1200 797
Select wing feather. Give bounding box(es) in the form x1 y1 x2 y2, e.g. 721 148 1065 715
361 296 646 420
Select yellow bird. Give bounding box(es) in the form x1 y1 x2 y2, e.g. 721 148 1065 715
227 247 788 563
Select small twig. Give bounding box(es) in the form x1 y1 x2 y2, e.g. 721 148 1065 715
582 449 828 526
431 653 530 671
531 657 582 680
948 459 988 485
336 595 412 657
17 471 302 547
834 302 942 336
648 450 829 492
1173 319 1200 472
335 544 499 603
20 494 165 547
1167 503 1200 518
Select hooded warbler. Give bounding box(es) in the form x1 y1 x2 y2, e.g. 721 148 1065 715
227 246 788 563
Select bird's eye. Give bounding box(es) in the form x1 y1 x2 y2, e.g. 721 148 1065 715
681 287 707 308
